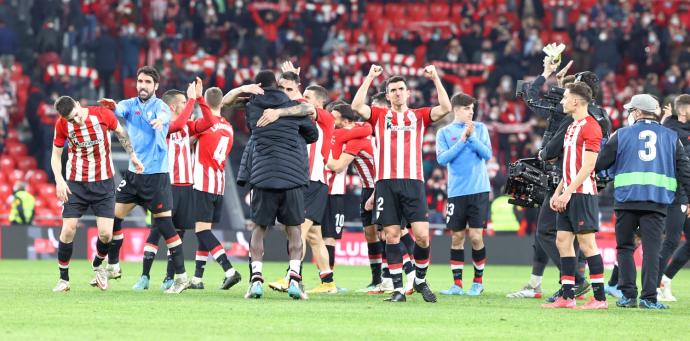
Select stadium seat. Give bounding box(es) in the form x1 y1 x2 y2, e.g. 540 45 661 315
0 202 9 226
385 3 406 19
26 169 49 187
407 3 429 22
38 183 57 200
5 142 27 157
15 156 37 172
5 128 19 144
0 183 11 199
429 2 450 21
0 155 14 170
365 3 383 22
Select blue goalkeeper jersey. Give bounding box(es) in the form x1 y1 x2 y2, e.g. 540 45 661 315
436 121 492 197
114 96 171 174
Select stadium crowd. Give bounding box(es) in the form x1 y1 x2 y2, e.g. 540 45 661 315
1 0 690 229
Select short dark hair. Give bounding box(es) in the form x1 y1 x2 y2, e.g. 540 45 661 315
385 76 408 93
566 82 592 103
370 92 389 107
204 87 224 109
255 70 277 88
675 94 690 109
162 89 185 105
450 93 476 108
305 85 329 104
332 103 356 122
137 66 160 84
280 71 300 85
54 96 77 118
326 99 347 112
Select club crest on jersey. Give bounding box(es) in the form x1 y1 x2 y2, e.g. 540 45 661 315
146 111 153 120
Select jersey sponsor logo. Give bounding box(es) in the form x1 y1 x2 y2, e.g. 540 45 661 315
71 139 104 148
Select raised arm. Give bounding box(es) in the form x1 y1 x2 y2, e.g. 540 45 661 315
426 65 452 122
352 65 383 120
221 83 264 106
113 122 144 173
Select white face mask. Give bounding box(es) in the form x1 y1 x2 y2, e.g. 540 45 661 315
671 17 680 26
599 33 607 41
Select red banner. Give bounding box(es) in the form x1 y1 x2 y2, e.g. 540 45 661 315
87 227 150 262
334 232 369 266
596 235 643 268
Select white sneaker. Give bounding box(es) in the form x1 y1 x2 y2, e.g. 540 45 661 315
165 277 191 294
506 284 543 298
657 282 677 302
53 279 70 292
106 264 122 279
93 267 109 290
380 277 394 293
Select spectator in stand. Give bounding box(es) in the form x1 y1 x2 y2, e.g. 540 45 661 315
119 23 145 90
35 21 61 54
426 29 448 62
88 27 118 97
0 19 17 67
250 7 286 63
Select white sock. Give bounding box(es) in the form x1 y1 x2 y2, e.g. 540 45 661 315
225 268 237 277
661 275 672 284
109 263 120 271
251 261 263 275
176 272 188 280
414 277 426 285
289 260 301 276
192 276 202 284
529 274 542 288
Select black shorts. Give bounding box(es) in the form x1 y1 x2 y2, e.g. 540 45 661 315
322 195 345 239
557 193 599 234
251 187 305 227
170 185 195 228
115 171 173 214
304 180 328 225
360 188 376 227
446 192 490 230
375 179 428 226
194 189 223 224
63 179 115 218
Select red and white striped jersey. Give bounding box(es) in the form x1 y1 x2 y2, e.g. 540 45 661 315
562 115 602 195
368 106 432 181
344 136 376 189
167 124 194 185
307 108 335 184
326 133 346 195
53 106 117 182
192 100 234 195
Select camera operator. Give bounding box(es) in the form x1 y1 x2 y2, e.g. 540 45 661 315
508 60 591 301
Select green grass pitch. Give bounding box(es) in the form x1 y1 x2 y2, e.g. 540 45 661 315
2 260 690 340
